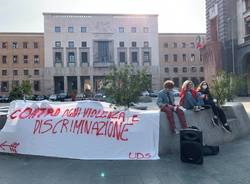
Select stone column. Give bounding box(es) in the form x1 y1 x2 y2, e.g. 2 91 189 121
64 76 68 93
77 76 81 94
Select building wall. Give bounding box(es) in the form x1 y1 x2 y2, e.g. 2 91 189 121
0 33 44 96
159 33 205 88
43 13 160 95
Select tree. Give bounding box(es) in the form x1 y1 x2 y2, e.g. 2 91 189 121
102 65 151 107
9 81 32 101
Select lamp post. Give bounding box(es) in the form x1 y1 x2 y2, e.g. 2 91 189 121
228 18 235 74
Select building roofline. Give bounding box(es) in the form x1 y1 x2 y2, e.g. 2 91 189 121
0 32 44 36
159 33 206 35
43 12 158 17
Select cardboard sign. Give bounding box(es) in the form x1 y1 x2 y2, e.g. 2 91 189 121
0 100 160 160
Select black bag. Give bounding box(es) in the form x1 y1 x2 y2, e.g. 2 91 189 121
203 145 219 156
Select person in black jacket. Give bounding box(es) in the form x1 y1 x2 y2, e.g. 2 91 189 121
197 81 232 133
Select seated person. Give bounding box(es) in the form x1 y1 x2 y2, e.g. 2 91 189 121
157 80 188 134
197 81 232 133
179 80 204 112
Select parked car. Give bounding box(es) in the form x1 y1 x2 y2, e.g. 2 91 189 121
148 90 159 97
0 96 9 103
49 94 58 101
57 93 68 101
141 91 150 96
35 95 46 101
76 93 86 101
93 93 106 101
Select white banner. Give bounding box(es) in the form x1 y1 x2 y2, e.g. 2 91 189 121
0 100 159 160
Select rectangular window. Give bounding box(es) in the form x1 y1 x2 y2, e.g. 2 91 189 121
2 42 7 48
143 51 150 62
2 70 7 76
182 67 187 73
173 42 177 48
68 26 74 33
55 52 62 63
23 55 28 64
23 42 28 48
119 52 126 63
164 43 168 48
81 27 87 33
182 42 186 48
119 41 124 47
119 27 124 33
24 70 29 75
34 81 40 91
183 54 187 62
13 55 18 64
191 54 195 61
173 54 178 62
81 52 88 63
132 42 137 47
164 54 168 62
191 67 197 72
143 41 149 47
68 41 74 48
12 42 18 49
200 67 204 72
34 69 39 75
55 26 61 32
190 42 195 48
34 42 38 48
34 55 39 64
12 80 19 88
132 52 138 63
173 67 178 73
165 67 169 73
68 52 75 63
1 81 9 92
143 27 149 33
81 41 87 47
2 56 7 64
55 41 61 48
131 27 136 33
13 70 18 76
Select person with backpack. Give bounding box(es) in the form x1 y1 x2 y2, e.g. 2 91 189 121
197 81 232 133
157 80 188 134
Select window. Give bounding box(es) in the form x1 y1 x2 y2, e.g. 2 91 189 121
246 20 250 35
68 52 75 63
24 70 29 75
81 52 88 63
81 41 87 47
183 54 187 62
2 70 7 76
182 67 187 73
23 42 28 48
55 26 61 32
132 42 137 47
55 52 62 63
190 42 195 48
182 77 189 83
132 52 138 63
200 54 203 62
143 27 149 33
12 81 19 88
191 67 197 72
200 67 204 72
23 55 28 64
119 52 126 63
34 69 39 75
182 42 186 48
68 26 74 33
131 27 136 33
119 27 124 33
2 42 7 48
34 55 39 64
144 41 149 47
12 42 18 49
13 55 18 64
173 67 178 73
68 41 74 48
119 41 124 47
173 42 177 48
191 54 195 61
2 56 7 64
34 42 38 48
173 54 178 62
164 43 168 48
143 51 150 62
1 81 9 92
164 54 168 62
34 81 40 91
13 70 18 76
55 41 61 48
164 67 169 73
81 27 87 33
246 0 250 10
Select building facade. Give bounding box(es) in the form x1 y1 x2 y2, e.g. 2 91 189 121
0 33 44 96
43 13 160 95
159 33 205 88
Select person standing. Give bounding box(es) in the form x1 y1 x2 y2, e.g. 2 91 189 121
157 80 188 134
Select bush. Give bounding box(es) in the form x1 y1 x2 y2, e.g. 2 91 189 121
9 81 32 101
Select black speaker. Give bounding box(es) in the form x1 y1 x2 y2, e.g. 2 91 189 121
180 128 203 164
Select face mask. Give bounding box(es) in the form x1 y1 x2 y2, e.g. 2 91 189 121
202 85 208 89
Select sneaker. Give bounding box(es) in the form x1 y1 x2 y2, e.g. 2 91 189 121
211 117 219 127
193 106 200 112
222 124 232 133
199 106 205 110
173 129 180 135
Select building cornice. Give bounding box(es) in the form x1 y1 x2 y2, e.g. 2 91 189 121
43 12 158 17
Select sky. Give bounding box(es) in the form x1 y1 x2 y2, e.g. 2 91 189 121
0 0 206 33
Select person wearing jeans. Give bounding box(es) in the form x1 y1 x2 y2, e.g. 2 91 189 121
157 80 188 134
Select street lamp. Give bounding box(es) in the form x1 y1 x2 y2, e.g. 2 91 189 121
228 18 235 74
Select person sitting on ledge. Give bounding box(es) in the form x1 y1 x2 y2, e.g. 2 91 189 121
179 80 204 112
157 80 188 134
197 81 232 133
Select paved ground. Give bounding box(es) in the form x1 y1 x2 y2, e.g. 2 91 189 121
1 98 250 184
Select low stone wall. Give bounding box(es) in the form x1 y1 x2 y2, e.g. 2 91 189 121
159 103 250 155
